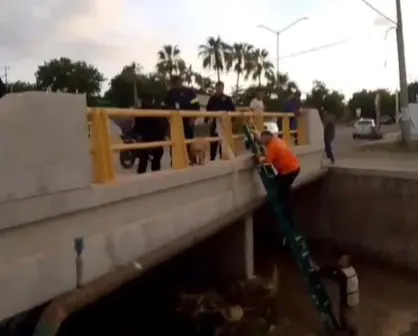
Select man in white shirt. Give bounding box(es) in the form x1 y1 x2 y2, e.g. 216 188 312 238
250 90 265 114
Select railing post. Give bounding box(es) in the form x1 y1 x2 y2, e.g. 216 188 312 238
220 113 235 160
281 116 293 145
297 110 309 145
170 111 188 169
91 108 107 183
255 113 264 132
99 109 115 181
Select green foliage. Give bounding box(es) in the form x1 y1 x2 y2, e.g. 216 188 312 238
305 81 345 119
348 89 395 119
7 38 417 119
35 57 105 106
8 81 38 92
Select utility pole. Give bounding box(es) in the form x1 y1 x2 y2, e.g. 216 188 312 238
395 0 411 144
360 0 411 144
4 65 9 85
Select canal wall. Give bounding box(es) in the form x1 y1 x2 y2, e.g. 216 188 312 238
290 167 418 271
255 166 418 271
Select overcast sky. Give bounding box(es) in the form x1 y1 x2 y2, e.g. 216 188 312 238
1 0 417 97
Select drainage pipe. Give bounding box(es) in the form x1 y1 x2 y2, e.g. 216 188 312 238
33 260 144 336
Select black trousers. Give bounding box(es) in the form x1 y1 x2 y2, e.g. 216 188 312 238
137 138 164 174
275 168 300 219
210 131 222 161
324 138 335 163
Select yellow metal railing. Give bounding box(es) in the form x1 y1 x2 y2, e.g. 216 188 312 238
87 108 309 184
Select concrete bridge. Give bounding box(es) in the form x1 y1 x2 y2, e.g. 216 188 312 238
0 92 327 322
3 92 418 336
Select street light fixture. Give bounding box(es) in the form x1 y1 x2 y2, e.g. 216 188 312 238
257 17 309 87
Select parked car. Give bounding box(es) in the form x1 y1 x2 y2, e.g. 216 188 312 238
353 118 381 139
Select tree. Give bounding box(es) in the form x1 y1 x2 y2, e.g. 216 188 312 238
348 89 395 120
194 74 214 94
104 65 167 108
305 81 345 118
8 81 38 92
156 45 183 79
248 49 274 87
198 36 231 82
408 81 418 103
184 65 194 87
227 43 254 95
35 57 105 105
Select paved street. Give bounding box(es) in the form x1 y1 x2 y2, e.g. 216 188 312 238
333 123 398 154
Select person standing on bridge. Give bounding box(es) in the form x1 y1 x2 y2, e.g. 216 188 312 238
163 76 200 164
133 94 167 174
255 130 300 219
0 77 7 99
313 254 359 336
282 92 302 144
205 81 235 160
319 106 336 164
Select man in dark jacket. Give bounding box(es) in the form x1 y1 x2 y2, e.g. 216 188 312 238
132 94 168 174
205 81 235 160
162 76 200 163
319 107 336 164
283 92 302 144
0 77 7 99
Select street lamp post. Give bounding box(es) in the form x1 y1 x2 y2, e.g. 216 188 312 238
257 17 308 88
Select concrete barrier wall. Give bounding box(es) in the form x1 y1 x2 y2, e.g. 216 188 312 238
0 92 92 203
292 168 418 271
0 147 324 320
0 158 264 320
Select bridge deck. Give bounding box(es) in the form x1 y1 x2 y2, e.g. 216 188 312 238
0 154 324 270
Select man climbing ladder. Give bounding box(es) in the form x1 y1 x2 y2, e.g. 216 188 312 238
243 123 340 334
254 130 300 219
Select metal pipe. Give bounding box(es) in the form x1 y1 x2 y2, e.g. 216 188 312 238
33 261 144 336
74 238 84 289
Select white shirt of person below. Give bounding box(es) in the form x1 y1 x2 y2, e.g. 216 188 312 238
250 90 265 114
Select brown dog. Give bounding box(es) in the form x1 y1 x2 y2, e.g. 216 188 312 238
189 138 210 165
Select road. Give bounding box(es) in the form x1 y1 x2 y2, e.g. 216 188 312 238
113 123 399 175
333 124 398 154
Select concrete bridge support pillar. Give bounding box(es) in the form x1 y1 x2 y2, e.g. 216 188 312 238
191 215 255 284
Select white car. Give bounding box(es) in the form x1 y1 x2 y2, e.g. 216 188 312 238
353 118 379 139
263 121 280 137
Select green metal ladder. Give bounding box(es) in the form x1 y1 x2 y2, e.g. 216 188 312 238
243 124 339 334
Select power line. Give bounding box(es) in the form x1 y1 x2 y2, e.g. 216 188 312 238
359 0 396 25
279 39 350 60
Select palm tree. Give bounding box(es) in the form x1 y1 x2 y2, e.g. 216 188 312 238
195 74 214 94
227 43 254 96
247 48 274 87
198 36 231 82
156 44 182 78
184 65 194 87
